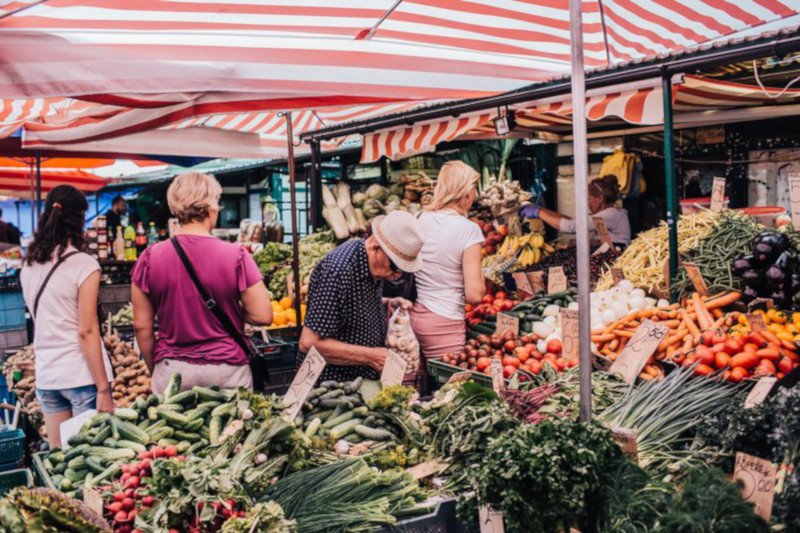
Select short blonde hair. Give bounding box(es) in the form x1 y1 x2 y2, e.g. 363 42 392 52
167 172 222 224
425 161 479 212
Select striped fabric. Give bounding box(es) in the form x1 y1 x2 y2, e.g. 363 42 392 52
0 168 110 196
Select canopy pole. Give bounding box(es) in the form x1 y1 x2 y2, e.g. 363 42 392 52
35 151 42 221
284 113 304 336
29 161 35 231
569 0 592 422
662 74 679 302
309 140 323 231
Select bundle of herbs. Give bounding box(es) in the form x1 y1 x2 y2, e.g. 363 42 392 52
598 365 743 476
531 366 629 420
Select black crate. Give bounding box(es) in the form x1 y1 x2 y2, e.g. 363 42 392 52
375 498 466 533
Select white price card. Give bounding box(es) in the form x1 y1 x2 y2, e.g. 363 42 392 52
83 486 104 516
547 266 568 294
744 377 777 409
512 272 533 300
710 176 726 211
495 313 519 336
381 350 408 387
592 216 614 246
609 320 669 384
789 172 800 229
734 452 777 522
559 309 579 360
491 358 504 393
479 506 506 533
60 409 97 450
282 346 326 421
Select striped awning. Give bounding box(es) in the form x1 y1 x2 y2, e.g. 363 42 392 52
359 74 800 162
0 167 111 195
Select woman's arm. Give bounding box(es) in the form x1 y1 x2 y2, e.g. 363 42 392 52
462 243 485 305
77 270 114 413
299 327 387 373
240 281 273 326
538 208 569 232
132 284 156 374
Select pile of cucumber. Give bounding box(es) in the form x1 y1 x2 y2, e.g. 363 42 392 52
42 374 235 498
299 377 400 445
468 289 578 337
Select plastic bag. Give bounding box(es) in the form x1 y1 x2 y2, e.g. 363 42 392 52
385 307 420 373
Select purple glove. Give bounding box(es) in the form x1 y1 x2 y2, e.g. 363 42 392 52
519 204 541 218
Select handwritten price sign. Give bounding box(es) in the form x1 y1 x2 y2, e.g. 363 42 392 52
734 452 777 521
609 319 669 383
559 309 579 360
512 272 533 300
548 266 568 294
283 347 326 421
710 176 726 211
683 262 709 297
496 313 520 337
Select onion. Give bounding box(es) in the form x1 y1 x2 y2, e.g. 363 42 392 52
630 288 646 300
601 309 617 326
617 279 634 292
334 440 350 454
610 301 629 320
532 321 552 338
543 304 560 317
657 299 670 308
628 296 646 310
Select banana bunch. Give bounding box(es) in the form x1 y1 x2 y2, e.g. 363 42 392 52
497 232 548 267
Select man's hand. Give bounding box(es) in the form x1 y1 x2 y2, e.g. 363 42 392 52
368 348 388 373
385 297 413 313
95 387 115 413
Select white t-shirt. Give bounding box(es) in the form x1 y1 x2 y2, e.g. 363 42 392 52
415 210 485 321
20 246 113 390
558 206 631 245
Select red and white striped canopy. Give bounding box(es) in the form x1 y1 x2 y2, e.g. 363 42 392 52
0 167 111 197
360 74 800 162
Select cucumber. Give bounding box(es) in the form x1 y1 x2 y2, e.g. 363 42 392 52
165 390 196 406
59 478 74 492
64 444 89 462
64 468 87 483
354 425 394 441
114 408 139 422
66 457 85 470
157 407 189 427
87 447 136 461
195 401 222 412
52 462 67 475
318 389 343 401
172 430 200 442
146 426 175 441
192 386 227 403
176 441 192 453
134 396 147 412
343 433 364 444
329 419 363 440
67 432 89 447
343 377 363 395
319 398 353 409
163 373 182 401
322 411 354 430
208 416 222 444
89 413 111 428
91 426 113 446
147 406 159 421
304 418 322 438
85 457 106 475
116 440 147 453
210 403 235 418
113 418 150 444
157 438 179 448
183 417 204 432
91 463 121 485
48 451 66 464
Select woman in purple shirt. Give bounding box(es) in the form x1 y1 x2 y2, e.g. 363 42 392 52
131 172 273 394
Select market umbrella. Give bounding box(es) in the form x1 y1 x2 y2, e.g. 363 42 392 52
0 167 110 197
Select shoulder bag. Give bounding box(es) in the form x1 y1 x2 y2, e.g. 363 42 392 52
31 251 81 319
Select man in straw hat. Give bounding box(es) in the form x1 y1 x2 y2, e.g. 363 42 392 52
298 211 424 382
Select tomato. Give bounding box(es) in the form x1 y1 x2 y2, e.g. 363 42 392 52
481 295 494 304
546 339 562 355
755 347 780 361
746 331 769 348
778 356 795 374
711 342 726 353
566 356 579 368
728 366 749 383
501 300 515 311
743 342 759 353
519 335 531 344
754 359 776 377
694 364 714 376
495 291 507 300
711 330 727 345
464 304 473 313
502 365 516 379
723 339 743 355
714 351 731 369
543 352 558 363
730 352 760 369
515 347 530 362
502 356 520 368
695 345 715 366
476 357 491 371
554 358 567 371
529 360 543 374
503 340 517 352
701 330 716 347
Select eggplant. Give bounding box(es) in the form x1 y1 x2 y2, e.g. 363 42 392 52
740 269 765 288
769 290 789 309
792 273 800 293
731 255 754 275
765 251 793 291
742 285 760 301
751 232 790 263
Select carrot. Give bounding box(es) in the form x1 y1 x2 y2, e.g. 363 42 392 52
682 335 694 351
682 314 700 337
760 329 783 348
617 337 628 353
692 293 711 330
613 329 635 338
608 339 620 351
644 364 662 378
711 308 723 319
711 316 726 330
591 333 615 343
658 327 688 352
704 291 741 310
660 319 681 329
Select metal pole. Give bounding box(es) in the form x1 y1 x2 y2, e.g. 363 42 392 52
284 113 304 336
35 151 42 221
662 74 679 303
29 161 35 232
309 140 323 231
569 0 592 422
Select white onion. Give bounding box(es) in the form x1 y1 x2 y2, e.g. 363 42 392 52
543 304 560 317
536 339 548 353
532 321 552 338
334 440 350 454
630 288 646 300
601 309 617 326
610 301 629 320
644 297 657 308
618 279 634 292
657 299 670 308
628 296 646 310
543 315 557 325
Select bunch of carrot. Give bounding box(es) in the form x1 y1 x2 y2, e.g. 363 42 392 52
591 291 744 381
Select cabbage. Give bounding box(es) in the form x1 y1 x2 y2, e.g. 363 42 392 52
365 184 389 202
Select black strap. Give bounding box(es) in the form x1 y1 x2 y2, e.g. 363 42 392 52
32 251 81 319
170 237 259 359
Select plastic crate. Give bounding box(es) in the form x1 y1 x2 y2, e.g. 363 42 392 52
0 429 25 467
375 497 466 533
0 272 21 291
427 359 491 388
31 451 55 488
262 368 297 395
0 291 26 331
0 468 32 495
98 284 131 317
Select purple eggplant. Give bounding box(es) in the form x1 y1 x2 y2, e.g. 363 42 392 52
742 285 760 301
731 255 754 275
769 290 789 309
740 269 765 288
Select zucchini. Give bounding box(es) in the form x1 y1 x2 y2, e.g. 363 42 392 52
157 407 189 427
165 390 197 406
114 408 139 422
163 373 182 401
116 440 147 453
329 419 363 440
354 425 394 441
192 386 227 403
114 418 150 444
64 444 89 462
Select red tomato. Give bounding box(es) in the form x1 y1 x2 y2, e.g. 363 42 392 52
546 339 562 355
515 347 530 362
714 351 731 369
529 360 542 374
502 365 516 378
494 291 507 300
778 356 795 374
464 304 474 313
566 356 579 368
743 342 759 353
501 300 515 311
695 345 715 366
481 295 494 305
503 340 517 352
754 359 776 376
476 357 491 371
554 358 567 371
702 330 716 347
711 342 726 354
711 330 727 345
730 352 760 369
502 356 520 368
728 366 749 383
755 347 780 361
529 350 543 360
694 364 714 376
723 339 743 355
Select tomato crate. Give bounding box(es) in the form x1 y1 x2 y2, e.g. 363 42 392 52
426 359 492 388
0 468 32 496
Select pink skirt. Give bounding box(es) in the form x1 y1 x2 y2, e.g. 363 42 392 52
410 302 466 360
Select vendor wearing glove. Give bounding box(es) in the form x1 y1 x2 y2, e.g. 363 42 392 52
298 211 425 382
520 175 631 246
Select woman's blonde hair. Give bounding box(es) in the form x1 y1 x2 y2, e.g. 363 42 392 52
425 161 479 212
167 172 222 224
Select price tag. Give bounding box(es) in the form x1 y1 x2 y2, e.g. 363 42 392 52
744 377 777 409
748 298 774 312
60 409 97 450
491 358 504 393
381 350 408 387
592 216 614 246
406 459 448 480
83 486 104 516
528 271 545 294
609 319 669 384
789 172 800 229
479 506 506 533
282 346 326 421
610 427 638 463
734 452 777 521
682 262 709 297
611 268 625 285
559 309 579 359
547 266 567 294
446 371 473 385
512 272 533 300
496 313 519 336
746 313 767 332
710 176 726 211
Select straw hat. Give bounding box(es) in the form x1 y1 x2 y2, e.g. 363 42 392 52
371 211 424 273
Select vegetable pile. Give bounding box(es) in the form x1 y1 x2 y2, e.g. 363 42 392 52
732 230 800 307
110 303 134 326
529 243 620 288
267 232 336 301
0 487 110 532
2 344 44 436
105 334 151 407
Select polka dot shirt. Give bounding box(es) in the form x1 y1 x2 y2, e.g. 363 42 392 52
298 239 385 382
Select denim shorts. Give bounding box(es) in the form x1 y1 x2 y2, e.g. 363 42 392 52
35 385 98 415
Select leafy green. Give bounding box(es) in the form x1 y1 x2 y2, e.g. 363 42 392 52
220 501 296 532
370 385 415 412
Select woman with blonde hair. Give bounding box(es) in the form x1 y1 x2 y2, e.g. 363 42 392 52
132 172 273 393
410 160 486 359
